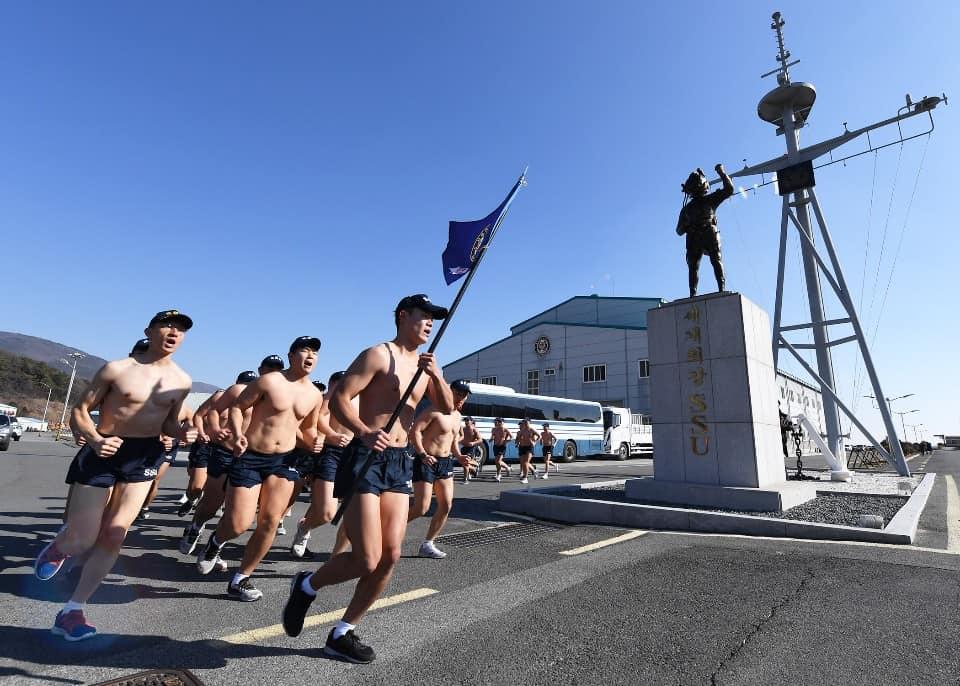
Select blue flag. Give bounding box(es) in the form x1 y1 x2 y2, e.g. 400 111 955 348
442 177 523 285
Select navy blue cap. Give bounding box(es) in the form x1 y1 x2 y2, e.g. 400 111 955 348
329 370 347 385
236 371 258 384
289 336 321 354
395 294 449 320
260 355 284 371
149 309 193 330
451 379 471 394
130 338 150 356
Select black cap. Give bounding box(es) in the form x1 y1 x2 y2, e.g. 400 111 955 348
329 370 347 385
148 309 193 331
130 338 149 356
313 381 327 392
260 355 284 371
236 370 258 384
289 336 321 354
494 417 503 423
451 379 471 394
543 422 550 427
395 294 449 321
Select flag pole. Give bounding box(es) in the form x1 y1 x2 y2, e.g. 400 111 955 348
332 171 527 525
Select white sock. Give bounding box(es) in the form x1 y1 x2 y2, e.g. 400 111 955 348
231 572 248 587
300 573 318 597
332 620 355 639
63 600 83 614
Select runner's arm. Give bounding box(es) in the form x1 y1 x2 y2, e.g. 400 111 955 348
228 377 267 440
70 362 119 446
331 346 386 437
297 398 323 451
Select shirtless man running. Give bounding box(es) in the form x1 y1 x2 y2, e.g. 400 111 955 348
491 417 512 482
195 337 323 602
34 310 196 641
459 416 483 483
407 379 472 559
282 293 453 663
539 422 557 479
516 419 540 484
177 369 258 557
290 370 354 559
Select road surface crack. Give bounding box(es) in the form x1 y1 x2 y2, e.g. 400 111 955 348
709 569 815 685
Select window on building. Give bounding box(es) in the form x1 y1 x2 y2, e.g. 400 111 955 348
527 370 539 395
582 364 606 383
544 368 556 377
638 359 650 379
479 376 497 385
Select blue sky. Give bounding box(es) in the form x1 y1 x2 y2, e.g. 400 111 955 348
2 1 956 442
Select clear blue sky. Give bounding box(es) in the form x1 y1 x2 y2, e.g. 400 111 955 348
2 1 956 442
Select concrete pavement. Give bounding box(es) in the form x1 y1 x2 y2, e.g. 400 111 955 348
1 438 958 685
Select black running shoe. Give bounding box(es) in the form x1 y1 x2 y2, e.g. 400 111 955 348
227 577 263 602
323 628 375 664
177 497 198 518
282 571 315 637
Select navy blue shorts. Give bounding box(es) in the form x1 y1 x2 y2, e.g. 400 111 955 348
333 440 412 498
64 436 165 488
413 456 456 484
542 446 554 458
314 444 345 483
228 448 299 488
493 444 507 458
518 445 534 457
207 443 235 479
187 441 213 470
160 439 181 466
291 449 316 479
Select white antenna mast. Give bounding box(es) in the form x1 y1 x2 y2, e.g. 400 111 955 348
724 11 946 477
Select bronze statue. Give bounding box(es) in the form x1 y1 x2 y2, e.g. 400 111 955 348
676 164 734 297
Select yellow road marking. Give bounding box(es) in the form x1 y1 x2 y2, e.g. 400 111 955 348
220 587 438 644
946 475 960 553
559 530 647 556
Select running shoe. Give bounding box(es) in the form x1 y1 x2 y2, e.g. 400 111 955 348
495 474 502 483
139 507 151 520
196 538 223 575
323 628 375 664
227 577 263 602
277 520 287 536
178 525 202 556
521 477 529 484
51 610 96 642
176 492 189 505
290 524 311 558
282 571 315 637
35 540 70 581
418 541 447 559
177 497 198 518
542 473 549 480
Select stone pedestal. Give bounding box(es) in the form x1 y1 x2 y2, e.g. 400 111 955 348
625 292 815 511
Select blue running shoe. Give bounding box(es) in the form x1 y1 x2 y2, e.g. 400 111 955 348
51 610 97 641
35 540 70 581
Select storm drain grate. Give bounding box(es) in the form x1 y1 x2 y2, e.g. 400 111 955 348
91 669 206 686
436 522 561 548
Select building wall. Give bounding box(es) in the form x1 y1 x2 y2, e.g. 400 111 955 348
443 322 652 414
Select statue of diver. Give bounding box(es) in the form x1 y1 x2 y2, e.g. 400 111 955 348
676 164 734 298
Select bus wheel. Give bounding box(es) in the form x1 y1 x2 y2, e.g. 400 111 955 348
560 440 578 463
475 441 490 470
616 442 630 461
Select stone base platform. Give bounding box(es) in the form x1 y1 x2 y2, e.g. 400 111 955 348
624 476 816 512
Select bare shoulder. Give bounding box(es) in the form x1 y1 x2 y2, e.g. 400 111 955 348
165 360 192 391
100 357 135 379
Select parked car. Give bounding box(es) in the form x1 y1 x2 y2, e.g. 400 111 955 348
0 415 11 451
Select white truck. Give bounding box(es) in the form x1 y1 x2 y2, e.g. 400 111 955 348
602 406 653 460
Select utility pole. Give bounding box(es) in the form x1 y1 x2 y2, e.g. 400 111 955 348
40 383 53 432
56 352 85 441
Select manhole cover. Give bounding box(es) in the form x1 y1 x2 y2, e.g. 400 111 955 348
436 522 560 548
90 669 205 686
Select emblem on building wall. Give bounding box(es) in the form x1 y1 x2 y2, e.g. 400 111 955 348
534 336 550 355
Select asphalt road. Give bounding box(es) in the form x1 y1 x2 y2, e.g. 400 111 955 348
1 436 958 685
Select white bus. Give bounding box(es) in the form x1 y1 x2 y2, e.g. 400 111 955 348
458 383 604 464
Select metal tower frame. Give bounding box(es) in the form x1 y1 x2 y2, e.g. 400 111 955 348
723 12 946 477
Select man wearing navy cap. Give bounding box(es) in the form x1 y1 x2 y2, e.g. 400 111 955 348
407 379 473 559
35 310 197 640
196 336 324 602
282 294 453 663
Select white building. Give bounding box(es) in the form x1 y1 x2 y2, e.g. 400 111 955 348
443 295 826 450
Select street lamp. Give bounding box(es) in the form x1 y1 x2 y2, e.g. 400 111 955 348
893 409 919 441
39 382 53 432
864 393 915 440
56 352 85 440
